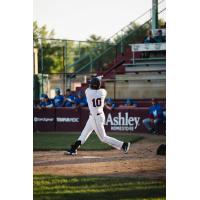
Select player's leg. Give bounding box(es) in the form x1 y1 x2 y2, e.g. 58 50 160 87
142 118 154 133
92 115 130 153
153 118 162 134
77 115 94 144
64 116 94 155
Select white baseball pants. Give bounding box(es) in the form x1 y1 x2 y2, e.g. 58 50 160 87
78 113 123 150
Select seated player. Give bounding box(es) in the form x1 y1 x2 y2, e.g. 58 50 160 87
105 97 117 110
38 94 53 108
124 98 138 107
64 76 130 155
74 91 88 108
142 98 165 134
53 88 65 107
63 89 76 108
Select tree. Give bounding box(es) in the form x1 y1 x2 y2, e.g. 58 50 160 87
86 34 105 43
86 34 109 56
33 21 66 73
72 21 151 73
158 19 166 28
33 21 55 47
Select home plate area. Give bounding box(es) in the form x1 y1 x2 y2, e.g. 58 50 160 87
81 156 102 159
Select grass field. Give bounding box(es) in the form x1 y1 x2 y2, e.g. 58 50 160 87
33 132 144 151
33 175 166 200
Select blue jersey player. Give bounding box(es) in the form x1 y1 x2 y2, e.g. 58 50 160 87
38 94 53 108
75 91 88 108
53 88 65 107
63 89 76 108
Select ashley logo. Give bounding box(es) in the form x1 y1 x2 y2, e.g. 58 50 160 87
105 112 140 129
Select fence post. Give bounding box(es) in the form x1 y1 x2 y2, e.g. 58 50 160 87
40 39 44 94
64 41 67 91
89 54 93 73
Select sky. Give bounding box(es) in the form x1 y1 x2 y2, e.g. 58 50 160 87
33 0 160 41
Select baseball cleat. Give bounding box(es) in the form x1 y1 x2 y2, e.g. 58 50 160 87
122 142 130 154
64 149 77 156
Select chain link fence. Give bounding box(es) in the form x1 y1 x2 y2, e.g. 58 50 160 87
33 0 166 100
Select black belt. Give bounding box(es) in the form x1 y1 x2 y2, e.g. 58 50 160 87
90 113 102 116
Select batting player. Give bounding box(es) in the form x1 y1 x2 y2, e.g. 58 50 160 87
64 76 130 155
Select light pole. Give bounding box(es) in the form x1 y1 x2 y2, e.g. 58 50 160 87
152 0 158 31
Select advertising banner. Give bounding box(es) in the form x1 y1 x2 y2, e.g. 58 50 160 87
33 108 56 132
131 43 166 52
55 108 81 131
104 108 146 133
33 108 165 134
80 107 90 130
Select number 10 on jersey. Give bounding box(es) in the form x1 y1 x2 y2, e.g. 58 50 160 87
92 98 102 107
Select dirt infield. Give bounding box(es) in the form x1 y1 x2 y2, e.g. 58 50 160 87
33 134 166 179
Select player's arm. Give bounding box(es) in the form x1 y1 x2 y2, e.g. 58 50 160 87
103 89 113 110
46 101 54 108
60 96 66 107
96 75 103 80
104 102 113 110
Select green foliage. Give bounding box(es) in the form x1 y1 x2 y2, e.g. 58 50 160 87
71 35 113 73
33 175 166 200
33 18 165 74
33 132 143 151
33 75 40 100
33 22 112 73
158 19 166 28
33 21 55 47
71 21 152 73
86 34 106 43
33 21 64 73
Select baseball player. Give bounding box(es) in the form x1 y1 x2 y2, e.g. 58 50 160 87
142 98 164 134
63 89 76 108
38 94 53 108
53 88 65 107
64 76 130 155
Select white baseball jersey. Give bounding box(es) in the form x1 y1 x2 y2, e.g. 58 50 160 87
85 88 107 115
77 87 124 150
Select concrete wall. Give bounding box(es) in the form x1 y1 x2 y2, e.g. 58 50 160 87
105 80 166 99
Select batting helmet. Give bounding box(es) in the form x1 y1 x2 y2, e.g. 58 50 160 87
90 77 101 90
55 88 61 95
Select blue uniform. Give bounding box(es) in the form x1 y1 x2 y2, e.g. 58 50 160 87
124 99 138 107
75 96 88 107
143 103 165 133
105 98 117 109
64 94 76 107
39 99 53 108
53 95 64 107
148 104 164 120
